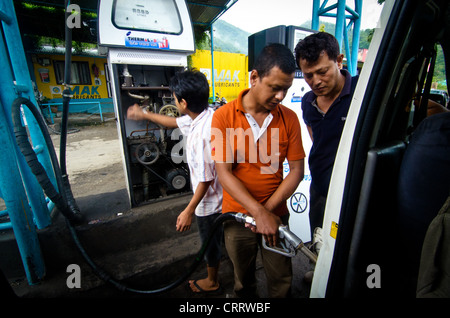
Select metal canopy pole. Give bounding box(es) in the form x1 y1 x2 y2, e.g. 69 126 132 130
194 0 239 103
0 0 46 285
211 24 215 103
1 0 53 229
311 0 362 76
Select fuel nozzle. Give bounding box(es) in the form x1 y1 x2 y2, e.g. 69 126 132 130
233 213 317 263
234 212 256 227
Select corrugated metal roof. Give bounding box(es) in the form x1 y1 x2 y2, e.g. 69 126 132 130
188 0 237 26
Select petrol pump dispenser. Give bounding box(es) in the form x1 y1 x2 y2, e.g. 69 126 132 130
98 0 195 207
282 26 316 243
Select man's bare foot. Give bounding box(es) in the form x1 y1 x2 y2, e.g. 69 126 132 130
189 278 221 293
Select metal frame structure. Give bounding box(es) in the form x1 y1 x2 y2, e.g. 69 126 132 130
312 0 362 75
189 0 240 102
0 0 53 284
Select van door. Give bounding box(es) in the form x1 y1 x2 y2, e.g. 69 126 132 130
311 0 450 298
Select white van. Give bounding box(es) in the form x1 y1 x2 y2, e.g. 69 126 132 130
311 0 450 298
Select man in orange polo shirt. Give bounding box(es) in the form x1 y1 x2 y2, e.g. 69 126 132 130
211 43 305 297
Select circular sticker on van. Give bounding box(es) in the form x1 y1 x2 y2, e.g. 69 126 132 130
290 192 307 213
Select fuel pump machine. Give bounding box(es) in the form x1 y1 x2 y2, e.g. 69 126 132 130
282 26 316 243
98 0 195 207
249 26 316 242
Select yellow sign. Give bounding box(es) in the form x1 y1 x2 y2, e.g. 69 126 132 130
70 86 102 99
330 221 338 239
32 54 109 100
190 50 248 102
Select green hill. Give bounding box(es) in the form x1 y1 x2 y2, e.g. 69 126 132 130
212 20 251 54
211 19 375 56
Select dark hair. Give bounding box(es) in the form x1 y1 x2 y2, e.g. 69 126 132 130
253 43 296 78
294 32 340 68
169 69 209 113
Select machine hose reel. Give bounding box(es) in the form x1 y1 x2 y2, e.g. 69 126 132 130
135 142 160 165
159 104 180 117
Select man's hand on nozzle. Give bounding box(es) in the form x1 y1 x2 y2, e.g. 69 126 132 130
248 208 281 247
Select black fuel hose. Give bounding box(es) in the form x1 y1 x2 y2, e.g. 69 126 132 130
69 211 236 294
58 0 82 219
11 97 84 225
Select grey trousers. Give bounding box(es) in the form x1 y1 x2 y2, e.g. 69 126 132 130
223 214 292 298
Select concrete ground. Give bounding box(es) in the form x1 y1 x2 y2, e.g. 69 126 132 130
0 113 315 302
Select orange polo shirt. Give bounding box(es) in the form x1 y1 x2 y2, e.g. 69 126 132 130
211 89 305 217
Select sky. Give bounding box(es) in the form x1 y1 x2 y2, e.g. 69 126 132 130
219 0 384 34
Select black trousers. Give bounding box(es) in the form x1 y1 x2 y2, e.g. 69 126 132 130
309 185 327 234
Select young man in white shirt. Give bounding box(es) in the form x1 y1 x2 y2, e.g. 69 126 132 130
127 70 223 294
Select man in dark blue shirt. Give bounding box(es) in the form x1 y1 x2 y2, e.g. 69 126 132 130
295 32 359 237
